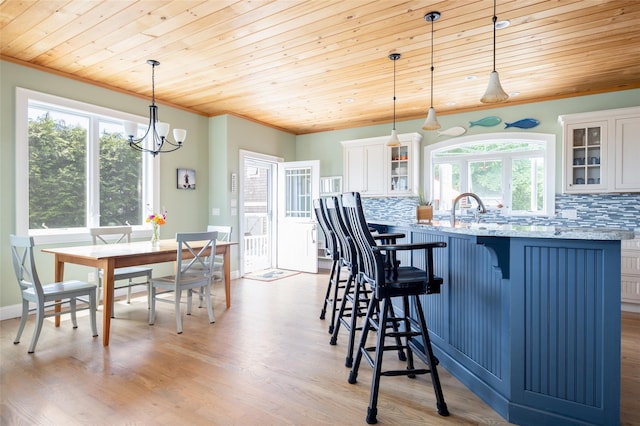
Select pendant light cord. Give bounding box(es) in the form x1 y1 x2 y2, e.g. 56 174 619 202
430 15 435 108
492 0 497 72
393 57 396 129
151 62 157 106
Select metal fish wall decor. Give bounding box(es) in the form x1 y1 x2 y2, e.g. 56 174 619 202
469 116 501 127
437 126 467 137
504 118 540 129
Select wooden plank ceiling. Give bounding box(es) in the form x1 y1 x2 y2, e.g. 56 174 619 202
1 0 639 135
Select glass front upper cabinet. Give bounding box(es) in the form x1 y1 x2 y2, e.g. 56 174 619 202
389 144 410 192
565 122 607 192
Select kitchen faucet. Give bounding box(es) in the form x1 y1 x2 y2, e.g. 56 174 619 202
451 192 487 224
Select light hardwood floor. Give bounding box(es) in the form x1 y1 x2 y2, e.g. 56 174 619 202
1 272 639 425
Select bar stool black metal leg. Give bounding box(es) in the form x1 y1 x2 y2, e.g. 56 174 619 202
327 261 344 334
365 297 392 424
348 293 377 385
344 276 368 367
319 258 338 321
414 296 449 416
329 269 353 346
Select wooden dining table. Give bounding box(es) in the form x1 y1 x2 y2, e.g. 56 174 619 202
42 239 236 346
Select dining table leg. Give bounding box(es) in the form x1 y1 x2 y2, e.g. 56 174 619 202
100 258 115 346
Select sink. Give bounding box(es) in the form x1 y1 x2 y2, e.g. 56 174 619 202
467 223 502 230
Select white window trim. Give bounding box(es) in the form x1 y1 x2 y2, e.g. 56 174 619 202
15 87 159 244
424 132 556 217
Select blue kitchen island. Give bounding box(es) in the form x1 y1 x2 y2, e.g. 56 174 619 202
369 221 634 426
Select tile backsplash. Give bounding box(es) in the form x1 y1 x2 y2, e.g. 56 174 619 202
361 193 640 230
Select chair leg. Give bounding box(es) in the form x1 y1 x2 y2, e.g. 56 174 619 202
320 259 337 321
388 300 407 362
186 289 192 315
327 261 343 334
126 279 133 304
175 289 183 334
414 296 449 416
70 298 78 328
344 275 369 368
204 284 215 323
148 286 156 325
28 303 45 354
365 297 391 425
147 271 151 309
14 300 29 345
96 275 102 307
146 279 152 310
109 281 117 318
89 289 98 337
348 293 377 385
329 269 353 347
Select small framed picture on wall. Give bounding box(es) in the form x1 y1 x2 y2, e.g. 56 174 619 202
177 168 196 190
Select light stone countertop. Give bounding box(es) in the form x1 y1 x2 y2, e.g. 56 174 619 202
370 220 636 241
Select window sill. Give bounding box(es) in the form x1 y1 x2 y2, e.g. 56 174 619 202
29 227 152 246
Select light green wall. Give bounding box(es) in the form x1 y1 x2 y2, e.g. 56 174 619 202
1 60 211 309
1 57 638 313
207 114 296 273
296 89 640 193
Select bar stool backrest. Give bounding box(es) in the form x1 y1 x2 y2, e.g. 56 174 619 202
325 196 358 273
340 192 381 286
313 198 338 261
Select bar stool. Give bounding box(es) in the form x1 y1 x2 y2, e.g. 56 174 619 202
325 195 367 367
314 198 344 333
342 191 449 424
327 196 407 368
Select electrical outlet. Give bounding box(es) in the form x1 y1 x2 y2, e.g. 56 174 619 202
88 272 96 283
561 209 577 219
211 208 220 216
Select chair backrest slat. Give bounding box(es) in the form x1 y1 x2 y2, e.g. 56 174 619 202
89 226 133 245
206 225 232 242
10 235 44 298
176 231 218 280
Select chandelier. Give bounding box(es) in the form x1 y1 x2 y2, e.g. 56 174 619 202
123 60 186 156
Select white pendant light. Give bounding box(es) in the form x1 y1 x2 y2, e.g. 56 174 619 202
387 53 401 147
481 0 509 103
422 11 441 131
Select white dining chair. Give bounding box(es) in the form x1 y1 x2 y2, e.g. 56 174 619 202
207 225 232 282
149 231 218 334
10 234 98 353
89 226 153 317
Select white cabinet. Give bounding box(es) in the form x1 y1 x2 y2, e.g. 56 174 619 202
341 132 422 197
560 106 640 193
615 116 640 190
622 235 640 311
344 143 385 196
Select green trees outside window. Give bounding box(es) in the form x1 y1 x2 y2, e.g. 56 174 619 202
427 135 554 216
28 111 144 230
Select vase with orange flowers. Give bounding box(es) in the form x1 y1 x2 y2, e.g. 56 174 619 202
146 209 167 246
